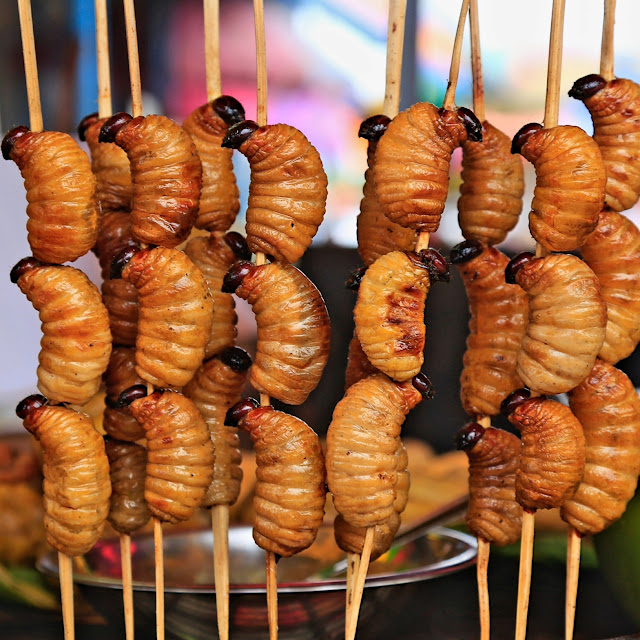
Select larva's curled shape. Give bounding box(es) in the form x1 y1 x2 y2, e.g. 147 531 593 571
3 127 99 264
117 247 214 388
581 209 640 364
100 113 202 248
12 259 112 405
223 120 328 263
128 389 215 524
182 96 245 232
373 102 482 232
570 75 640 212
458 121 524 246
512 123 605 252
513 253 606 395
562 360 640 535
18 398 111 556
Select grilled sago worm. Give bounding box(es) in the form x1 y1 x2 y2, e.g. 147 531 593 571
182 96 245 231
373 102 482 232
226 400 326 558
113 246 214 388
508 252 606 395
512 123 606 252
183 347 252 507
502 391 585 511
223 260 331 405
452 241 527 417
458 121 524 246
103 347 145 442
456 423 523 546
11 258 112 406
356 116 416 266
562 360 640 535
570 74 640 212
2 127 99 264
123 387 215 524
222 120 328 263
353 249 449 382
99 113 202 248
344 332 379 390
581 209 640 364
104 438 150 535
17 395 111 556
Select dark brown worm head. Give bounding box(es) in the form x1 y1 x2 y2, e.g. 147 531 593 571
412 372 435 400
500 388 532 416
505 251 536 284
16 394 48 420
450 240 484 265
222 120 260 149
414 248 450 283
222 260 254 293
223 231 251 261
115 384 148 408
511 122 543 155
212 95 246 126
219 346 253 373
569 74 607 101
455 422 485 451
2 125 30 160
99 112 133 143
225 397 259 427
77 112 99 141
110 245 141 280
10 256 41 284
345 267 367 291
358 115 391 141
456 107 483 142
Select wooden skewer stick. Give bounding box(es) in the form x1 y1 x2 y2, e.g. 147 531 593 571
58 552 75 640
565 527 582 640
515 509 536 640
345 527 374 640
266 551 278 640
345 551 360 628
382 0 408 118
212 505 230 640
468 0 485 123
600 0 616 82
204 0 222 101
120 534 135 640
153 518 165 640
477 538 491 640
123 0 143 118
16 0 43 132
442 0 471 112
95 0 112 118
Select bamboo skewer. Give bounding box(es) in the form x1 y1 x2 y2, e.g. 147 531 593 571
59 552 75 640
515 510 536 640
95 0 112 119
123 0 143 119
345 552 360 624
469 0 485 123
204 0 222 101
345 527 374 640
17 0 43 133
565 527 582 640
211 505 230 640
153 518 165 640
600 0 616 82
120 534 135 640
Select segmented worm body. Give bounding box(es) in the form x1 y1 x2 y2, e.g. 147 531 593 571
344 332 379 390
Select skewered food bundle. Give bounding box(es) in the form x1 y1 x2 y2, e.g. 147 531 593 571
182 95 245 232
17 395 111 556
569 74 640 212
2 127 99 264
11 257 112 406
222 120 328 263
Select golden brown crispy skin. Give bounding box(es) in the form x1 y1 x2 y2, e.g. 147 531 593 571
102 347 145 442
344 332 379 390
17 265 112 405
114 115 202 247
84 118 132 213
464 427 523 546
562 360 640 535
354 251 430 382
22 404 111 556
508 398 585 511
9 130 99 264
182 103 240 232
104 438 149 535
393 438 410 516
238 406 326 557
458 248 528 416
122 247 214 387
238 124 328 263
184 232 238 358
234 262 331 405
581 209 640 364
183 355 248 507
326 374 422 529
518 125 605 252
458 121 524 246
129 390 215 524
515 254 606 395
357 138 416 266
334 512 400 561
578 78 640 212
373 103 469 232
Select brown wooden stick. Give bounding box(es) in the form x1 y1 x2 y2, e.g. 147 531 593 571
382 0 407 118
95 0 112 118
253 0 267 127
543 0 566 130
345 526 374 640
468 0 485 122
345 551 360 637
153 518 165 640
266 551 278 640
17 0 43 132
120 534 135 640
212 505 230 640
477 537 490 640
442 0 471 111
58 552 75 640
123 0 143 118
204 0 221 101
515 510 536 640
565 527 582 640
600 0 616 81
